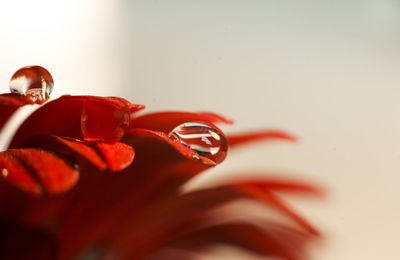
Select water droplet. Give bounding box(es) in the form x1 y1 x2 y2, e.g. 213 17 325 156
2 169 8 178
168 122 228 164
9 65 54 103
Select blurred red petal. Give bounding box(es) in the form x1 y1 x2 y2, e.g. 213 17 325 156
228 130 297 148
111 182 320 254
227 176 323 195
170 222 310 260
131 111 233 133
0 221 56 260
235 185 320 236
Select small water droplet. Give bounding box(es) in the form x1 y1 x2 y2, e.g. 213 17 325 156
168 122 228 164
9 65 54 103
2 169 8 177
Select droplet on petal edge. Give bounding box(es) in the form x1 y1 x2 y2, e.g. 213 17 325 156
9 66 54 104
168 122 228 164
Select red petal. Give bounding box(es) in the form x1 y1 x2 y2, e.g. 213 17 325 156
111 183 320 252
126 128 216 166
170 222 310 260
131 111 233 133
10 96 138 147
0 93 35 106
107 181 319 258
0 151 41 195
0 93 35 131
227 177 323 195
235 185 321 236
96 142 135 171
99 96 144 112
7 149 79 193
227 130 297 148
52 136 107 171
22 135 134 172
80 98 129 142
105 189 243 255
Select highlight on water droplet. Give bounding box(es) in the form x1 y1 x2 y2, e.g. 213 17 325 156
9 65 54 103
2 169 8 178
168 122 228 164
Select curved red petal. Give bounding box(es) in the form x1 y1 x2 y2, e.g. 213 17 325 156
169 222 309 260
80 98 129 142
112 183 320 254
226 176 323 195
100 96 144 112
0 151 41 195
0 93 35 131
52 136 107 171
227 130 297 148
10 96 137 147
106 188 242 256
131 111 233 133
96 142 135 171
0 93 35 106
22 135 134 172
21 135 117 171
126 128 216 166
7 149 79 193
235 185 321 236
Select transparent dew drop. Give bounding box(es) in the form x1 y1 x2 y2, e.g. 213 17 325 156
168 122 228 164
9 65 54 103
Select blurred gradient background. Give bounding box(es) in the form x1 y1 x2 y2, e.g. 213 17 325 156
1 0 400 259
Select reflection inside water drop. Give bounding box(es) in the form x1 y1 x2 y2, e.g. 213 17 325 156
9 65 54 103
168 122 228 164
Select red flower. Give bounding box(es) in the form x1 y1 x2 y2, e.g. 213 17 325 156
0 93 322 260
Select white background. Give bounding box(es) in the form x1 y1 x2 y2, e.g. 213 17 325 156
1 1 399 259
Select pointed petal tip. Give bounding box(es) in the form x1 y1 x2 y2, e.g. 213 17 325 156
198 112 234 124
96 142 135 171
131 104 145 113
228 130 298 148
131 111 234 133
235 185 321 236
229 177 324 196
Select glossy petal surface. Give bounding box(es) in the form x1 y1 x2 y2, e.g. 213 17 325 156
132 111 233 133
10 96 141 147
7 149 79 193
0 151 41 195
96 142 135 171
